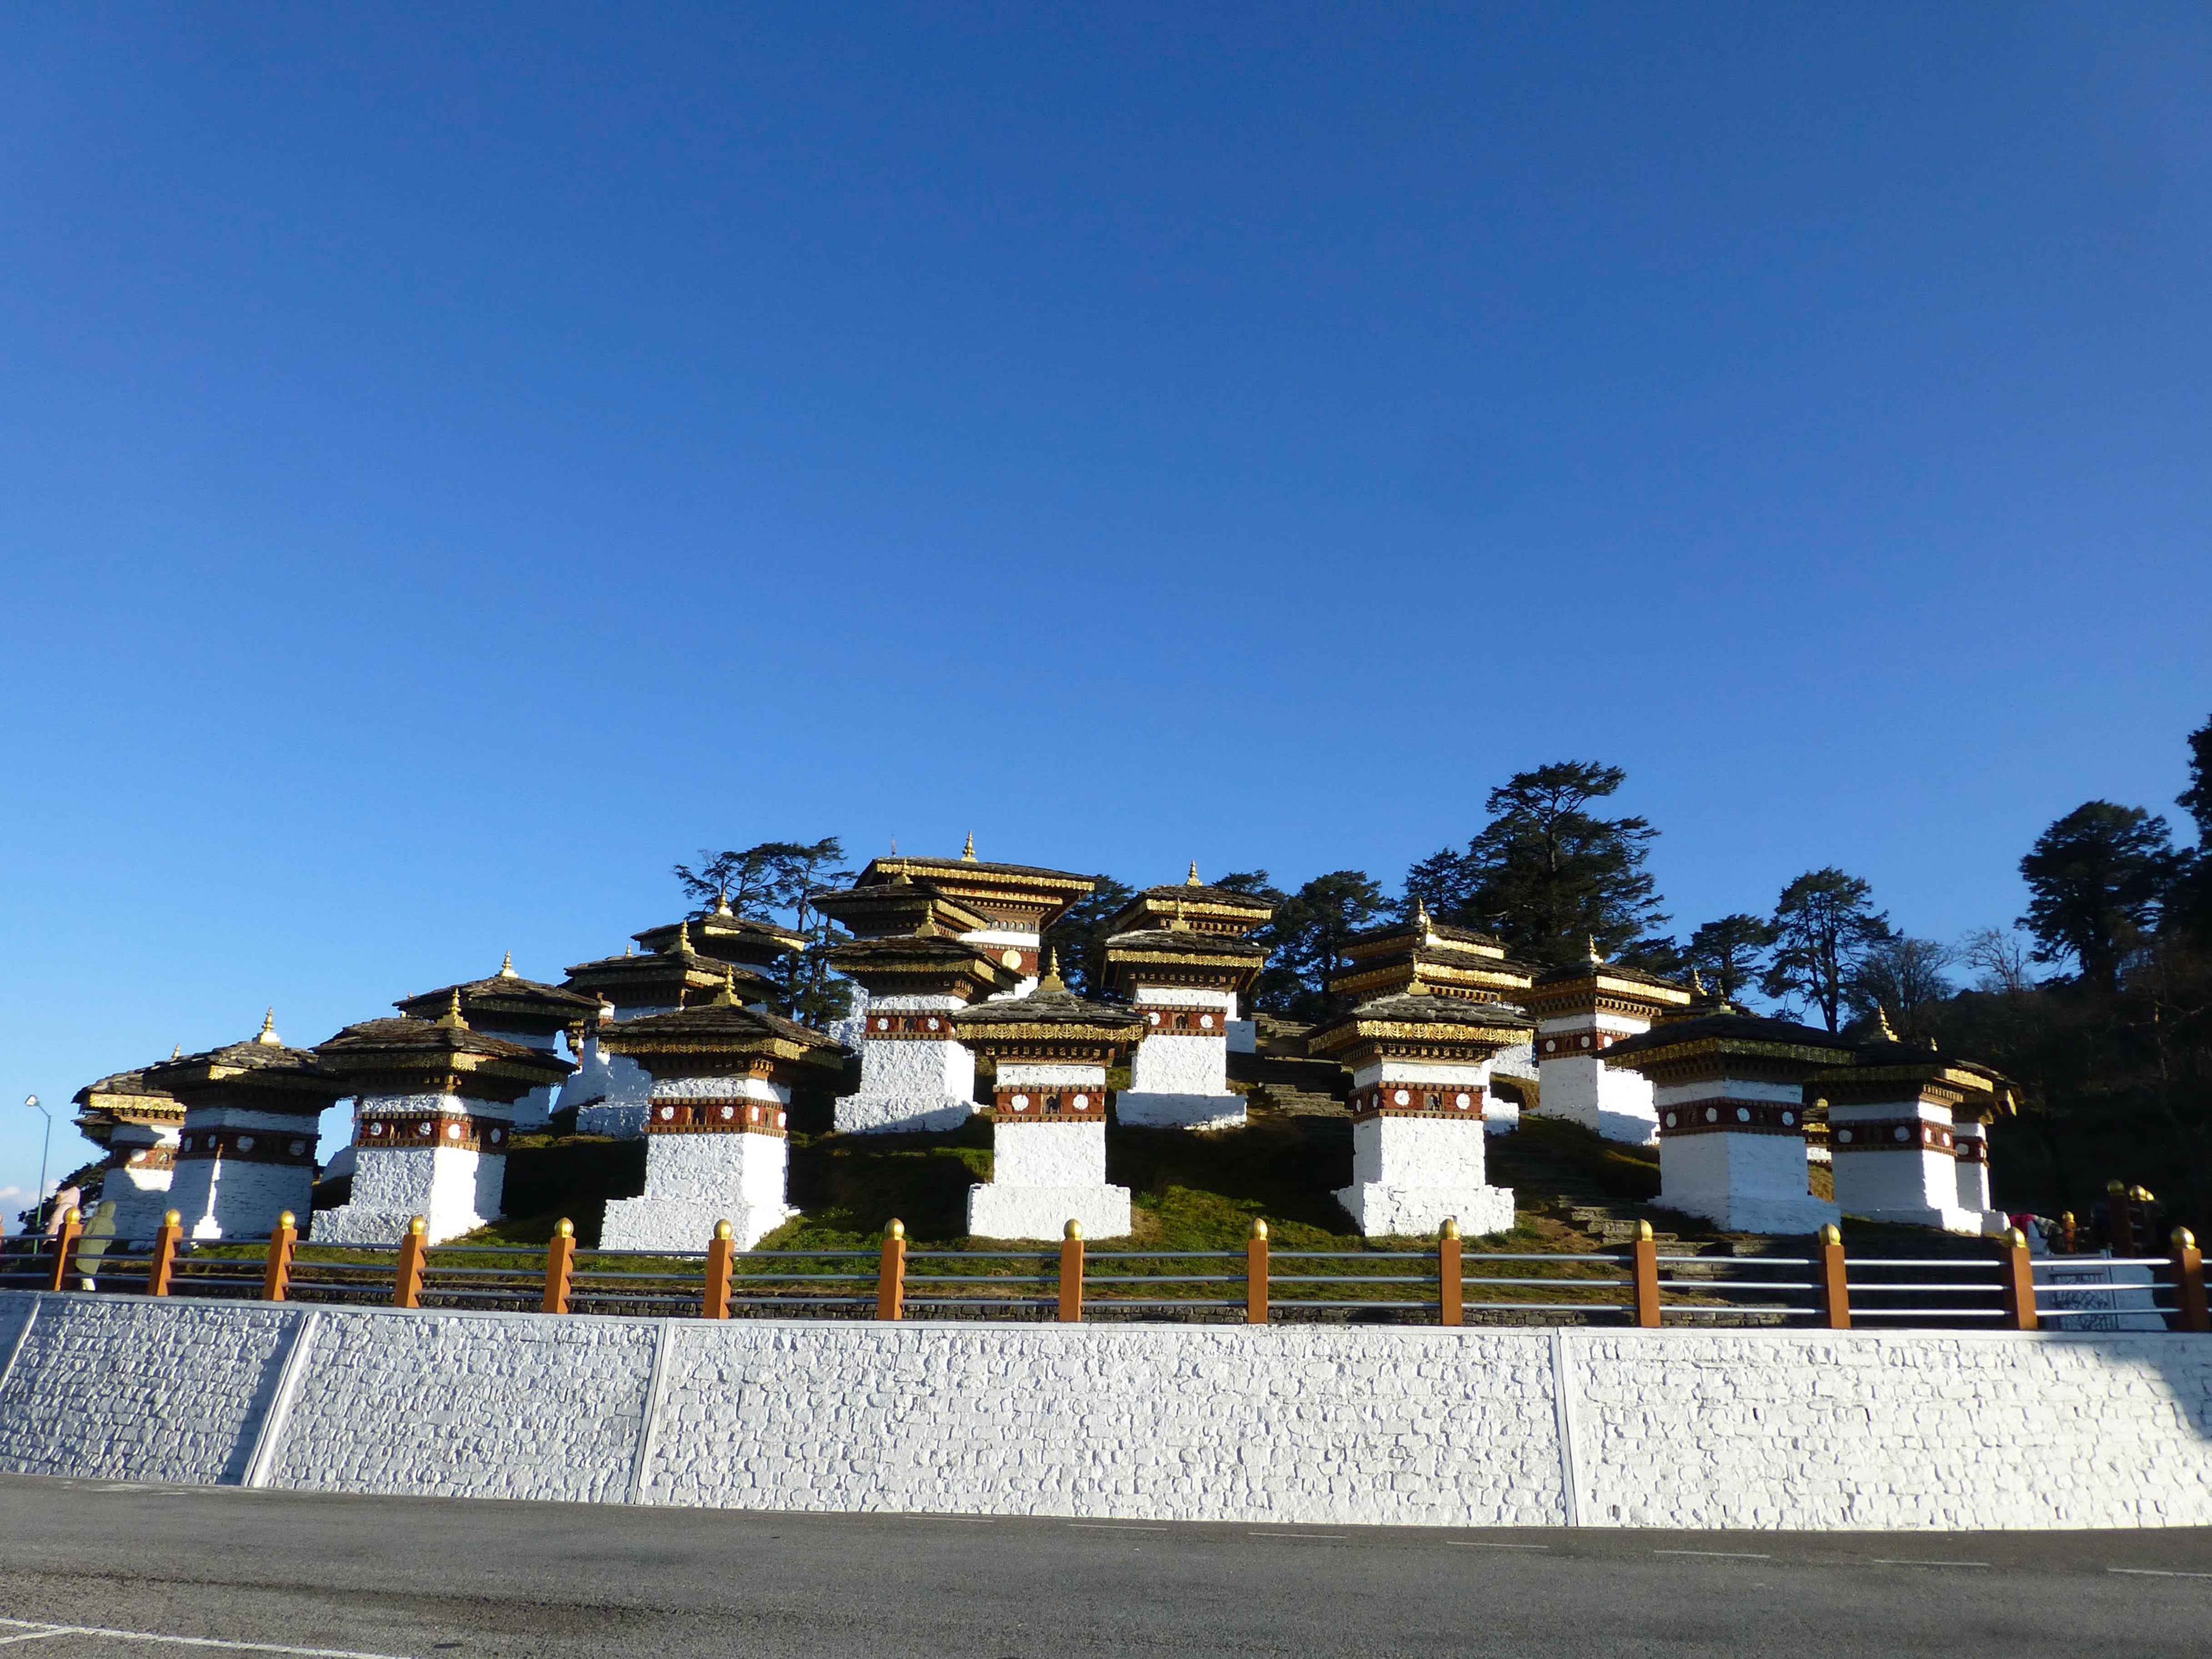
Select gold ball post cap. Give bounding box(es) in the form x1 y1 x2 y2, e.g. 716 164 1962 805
1249 1217 1268 1240
1639 1220 1657 1242
162 1209 181 1227
1064 1219 1083 1240
886 1218 905 1240
2175 1227 2197 1251
1439 1218 1460 1241
277 1212 296 1230
408 1215 427 1235
714 1219 734 1242
2003 1227 2028 1249
555 1217 575 1239
1819 1223 1842 1246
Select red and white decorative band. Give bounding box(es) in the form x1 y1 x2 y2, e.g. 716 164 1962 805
1954 1135 1988 1165
177 1128 318 1164
357 1115 511 1153
1138 1006 1227 1037
1350 1084 1487 1120
991 1086 1102 1121
1830 1118 1956 1154
864 1012 961 1040
1658 1101 1806 1137
117 1146 178 1171
645 1098 788 1136
1538 1031 1615 1057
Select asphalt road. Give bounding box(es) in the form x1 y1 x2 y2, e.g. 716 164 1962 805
0 1475 2207 1658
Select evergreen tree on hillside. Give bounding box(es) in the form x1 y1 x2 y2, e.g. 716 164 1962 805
1684 913 1779 1000
1762 869 1891 1031
2018 802 2177 991
2172 714 2212 939
1237 870 1388 1023
673 837 853 1027
1042 876 1136 997
1845 936 1957 1036
1404 762 1665 965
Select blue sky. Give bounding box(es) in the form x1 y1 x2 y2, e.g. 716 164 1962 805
4 3 2208 1210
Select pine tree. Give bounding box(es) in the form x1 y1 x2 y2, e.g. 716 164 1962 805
1042 876 1137 997
1762 869 1891 1031
673 837 854 1026
1684 913 1778 1000
2018 803 2177 992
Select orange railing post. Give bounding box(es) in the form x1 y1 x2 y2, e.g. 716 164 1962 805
542 1219 574 1314
45 1208 83 1293
1818 1223 1851 1331
1059 1221 1084 1323
393 1216 427 1309
262 1212 297 1302
1999 1227 2038 1332
148 1210 181 1297
703 1220 734 1319
1438 1220 1463 1327
876 1219 905 1322
1246 1219 1269 1325
1632 1220 1662 1328
2170 1228 2208 1334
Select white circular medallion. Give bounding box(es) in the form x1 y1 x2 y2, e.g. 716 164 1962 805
1838 1129 1853 1143
661 1106 676 1120
237 1136 255 1151
1781 1112 1794 1127
1011 1094 1031 1112
876 1018 891 1031
926 1017 940 1031
776 1111 786 1129
1664 1113 1677 1128
1071 1094 1089 1111
1392 1089 1411 1106
1200 1014 1214 1028
289 1139 305 1155
1894 1126 1911 1142
1736 1107 1750 1123
1704 1108 1718 1123
720 1105 735 1120
1001 949 1023 969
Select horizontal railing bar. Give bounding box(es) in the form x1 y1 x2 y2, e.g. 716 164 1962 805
1658 1280 1817 1292
903 1252 1054 1262
1259 1300 1443 1310
415 1289 534 1304
1076 1300 1247 1310
2031 1308 2176 1319
572 1250 710 1261
902 1275 1056 1286
1081 1275 1244 1286
1461 1302 1634 1314
727 1273 877 1284
1080 1251 1248 1260
417 1268 545 1281
1848 1258 2003 1268
1655 1256 1812 1267
1850 1309 2009 1319
1660 1307 1820 1317
723 1294 875 1306
1268 1251 1430 1260
1469 1252 1631 1264
1846 1283 2007 1294
1267 1275 1433 1286
1462 1277 1632 1288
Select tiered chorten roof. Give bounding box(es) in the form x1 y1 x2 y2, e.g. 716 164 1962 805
951 957 1147 1063
593 974 847 1080
849 838 1096 933
822 934 1025 1000
1601 1005 1859 1086
1329 903 1537 1004
1103 864 1275 939
144 1013 351 1114
71 1059 187 1148
813 874 993 942
630 895 806 968
1521 940 1692 1021
1827 1010 2016 1120
318 994 574 1105
394 955 601 1033
565 924 778 1010
1307 989 1534 1067
1101 916 1267 999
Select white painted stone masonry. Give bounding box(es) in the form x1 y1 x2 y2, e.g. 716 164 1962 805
0 1293 2206 1530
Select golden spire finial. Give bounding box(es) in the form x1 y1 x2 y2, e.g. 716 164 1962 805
1691 966 1707 996
255 1009 281 1046
170 1044 182 1060
437 987 469 1030
1587 934 1604 965
1875 1005 1897 1041
1171 897 1190 932
1039 947 1065 992
961 831 977 862
1415 897 1431 932
499 950 517 978
1186 861 1201 886
714 889 733 918
710 967 741 1007
674 920 692 955
623 943 633 956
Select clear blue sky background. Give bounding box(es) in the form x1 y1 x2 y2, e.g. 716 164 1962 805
4 4 2208 1212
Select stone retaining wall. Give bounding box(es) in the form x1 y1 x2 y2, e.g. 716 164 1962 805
0 1290 2205 1529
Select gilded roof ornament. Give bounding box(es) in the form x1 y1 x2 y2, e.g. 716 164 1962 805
1691 967 1707 995
674 921 692 955
714 890 734 918
499 951 518 979
1186 861 1201 886
709 967 741 1007
255 1009 282 1047
170 1044 182 1060
961 832 977 862
1414 897 1432 933
1875 1005 1898 1041
436 988 469 1031
1171 898 1190 932
1038 947 1066 993
1588 935 1604 965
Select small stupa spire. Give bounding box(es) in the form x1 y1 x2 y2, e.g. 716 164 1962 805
1186 861 1201 886
961 831 977 862
709 967 741 1007
1875 1005 1897 1041
674 920 692 955
1587 934 1604 965
255 1009 282 1047
436 987 469 1030
1038 947 1065 992
170 1044 182 1060
1690 966 1707 996
1415 897 1432 933
714 889 733 918
1171 897 1190 931
498 950 518 979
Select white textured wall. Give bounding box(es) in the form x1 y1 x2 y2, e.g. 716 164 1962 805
313 1149 499 1247
3 1295 2206 1530
104 1163 176 1242
1131 1034 1227 1096
970 1121 1128 1239
168 1157 316 1242
1337 1116 1513 1238
838 997 977 1133
1658 1131 1839 1236
601 1131 794 1251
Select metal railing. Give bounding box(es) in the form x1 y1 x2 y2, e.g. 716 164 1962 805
11 1207 2209 1334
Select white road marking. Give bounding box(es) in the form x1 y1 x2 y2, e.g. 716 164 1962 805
0 1617 417 1658
1871 1559 1990 1569
1068 1523 1171 1533
1248 1532 1348 1541
2108 1567 2212 1579
0 1632 71 1646
1652 1549 1771 1559
1449 1541 1549 1550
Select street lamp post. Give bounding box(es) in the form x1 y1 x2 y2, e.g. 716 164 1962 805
24 1096 51 1236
